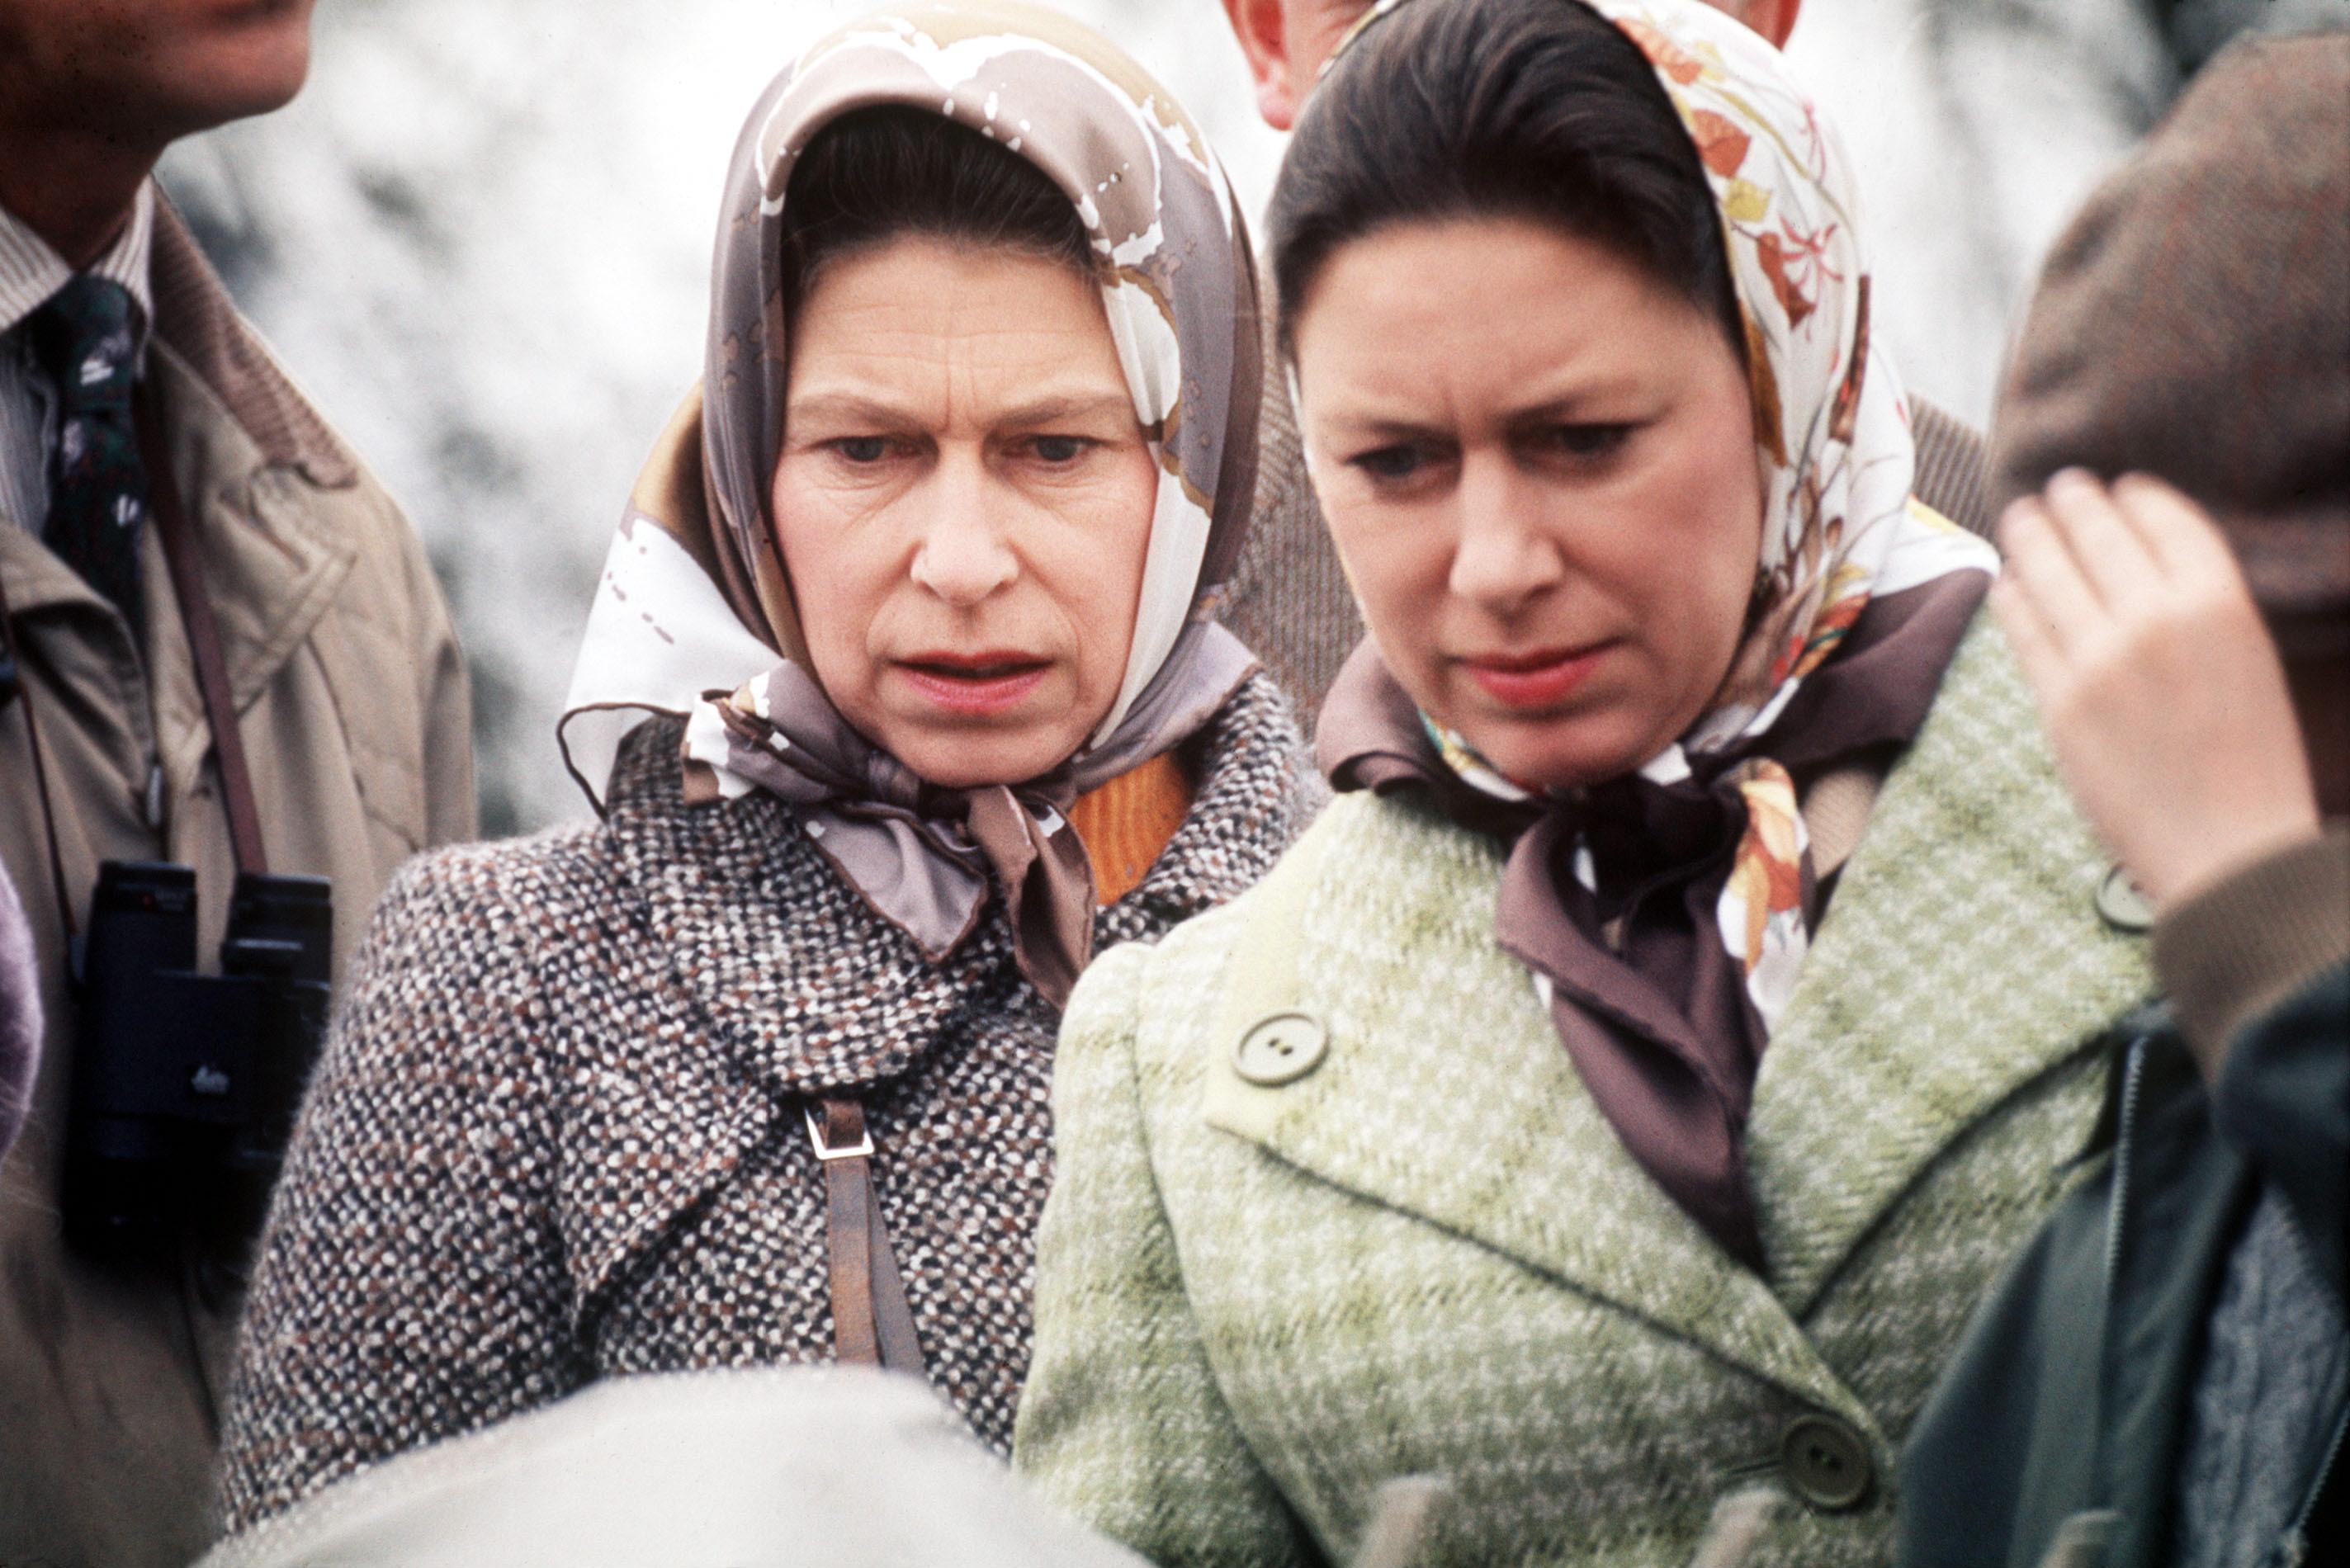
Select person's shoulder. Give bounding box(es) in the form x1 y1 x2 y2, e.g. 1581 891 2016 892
1069 789 1492 1063
147 201 447 610
357 822 617 985
1911 600 2043 765
317 822 627 1102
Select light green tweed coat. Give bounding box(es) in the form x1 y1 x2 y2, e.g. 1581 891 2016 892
1014 615 2154 1567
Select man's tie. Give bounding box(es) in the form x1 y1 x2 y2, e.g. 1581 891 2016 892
28 275 149 627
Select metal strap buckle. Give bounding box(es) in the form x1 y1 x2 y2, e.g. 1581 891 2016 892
804 1103 874 1162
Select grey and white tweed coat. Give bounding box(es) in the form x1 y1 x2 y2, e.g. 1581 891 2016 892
215 675 1310 1534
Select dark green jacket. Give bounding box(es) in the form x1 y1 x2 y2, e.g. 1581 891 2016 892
1900 834 2349 1568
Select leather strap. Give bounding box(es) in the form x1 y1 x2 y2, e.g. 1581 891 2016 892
135 394 267 877
807 1098 924 1375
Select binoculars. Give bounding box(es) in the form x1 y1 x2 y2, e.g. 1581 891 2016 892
64 860 332 1260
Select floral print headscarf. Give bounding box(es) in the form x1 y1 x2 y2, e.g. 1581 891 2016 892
560 1 1264 1008
1336 0 1995 1022
1316 0 1998 1263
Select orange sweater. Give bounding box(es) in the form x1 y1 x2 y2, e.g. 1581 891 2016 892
1068 750 1197 904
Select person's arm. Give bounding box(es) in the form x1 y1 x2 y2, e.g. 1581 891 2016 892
1991 469 2322 914
399 519 479 848
1993 469 2348 1297
2156 835 2349 1304
216 844 571 1534
1014 941 1316 1568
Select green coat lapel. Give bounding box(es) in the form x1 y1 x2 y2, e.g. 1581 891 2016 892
1198 793 1868 1423
1749 612 2155 1315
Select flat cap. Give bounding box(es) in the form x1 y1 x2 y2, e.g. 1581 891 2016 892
1991 32 2350 616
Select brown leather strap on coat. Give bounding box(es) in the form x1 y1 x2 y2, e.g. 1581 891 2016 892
806 1098 924 1375
135 394 267 876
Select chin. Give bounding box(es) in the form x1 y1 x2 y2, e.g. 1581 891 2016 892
1457 717 1658 794
888 731 1080 791
170 23 312 130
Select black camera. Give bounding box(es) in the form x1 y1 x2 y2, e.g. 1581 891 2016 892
64 861 332 1259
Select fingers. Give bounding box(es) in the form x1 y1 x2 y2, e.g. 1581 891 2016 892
1996 488 2103 663
2040 468 2168 610
2107 473 2250 598
1990 569 2068 711
1995 469 2255 668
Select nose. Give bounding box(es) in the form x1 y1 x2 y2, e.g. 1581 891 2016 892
1447 453 1566 613
909 456 1019 607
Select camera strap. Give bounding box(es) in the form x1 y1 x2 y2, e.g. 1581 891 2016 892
135 393 269 878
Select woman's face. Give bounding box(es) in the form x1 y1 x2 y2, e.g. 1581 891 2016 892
772 235 1156 788
1293 215 1763 789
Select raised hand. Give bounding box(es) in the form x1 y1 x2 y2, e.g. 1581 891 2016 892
1992 470 2321 914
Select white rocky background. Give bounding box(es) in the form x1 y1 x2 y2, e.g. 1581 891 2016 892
155 0 2343 834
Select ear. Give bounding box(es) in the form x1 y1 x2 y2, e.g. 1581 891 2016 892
1222 0 1303 130
1723 0 1802 49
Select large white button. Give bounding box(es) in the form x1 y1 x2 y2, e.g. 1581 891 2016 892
1232 1010 1328 1087
2097 864 2154 933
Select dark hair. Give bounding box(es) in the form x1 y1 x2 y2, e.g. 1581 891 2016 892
1268 0 1738 358
779 105 1095 318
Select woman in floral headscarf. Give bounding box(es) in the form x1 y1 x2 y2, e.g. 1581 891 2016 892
1014 1 2150 1561
214 0 1311 1533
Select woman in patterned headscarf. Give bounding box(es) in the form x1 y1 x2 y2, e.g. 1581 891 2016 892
214 0 1312 1533
1015 1 2152 1561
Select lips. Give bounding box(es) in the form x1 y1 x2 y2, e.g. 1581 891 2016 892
894 650 1052 716
1459 642 1610 708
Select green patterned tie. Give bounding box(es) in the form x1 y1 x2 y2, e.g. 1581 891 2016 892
29 275 149 627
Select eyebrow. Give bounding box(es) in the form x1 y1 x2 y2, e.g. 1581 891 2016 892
1316 390 1645 442
783 390 1138 428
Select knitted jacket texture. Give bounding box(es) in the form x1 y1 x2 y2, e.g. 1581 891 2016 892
216 675 1309 1534
1015 614 2154 1567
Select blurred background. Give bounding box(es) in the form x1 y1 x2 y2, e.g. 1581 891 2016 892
154 0 2344 835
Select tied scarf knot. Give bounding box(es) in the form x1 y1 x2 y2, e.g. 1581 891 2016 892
1718 758 1810 1031
1558 755 1814 1036
959 785 1095 1010
685 669 1097 1009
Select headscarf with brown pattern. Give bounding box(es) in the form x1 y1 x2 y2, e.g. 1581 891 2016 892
560 2 1263 1008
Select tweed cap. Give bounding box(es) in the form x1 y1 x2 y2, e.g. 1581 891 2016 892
1990 32 2350 617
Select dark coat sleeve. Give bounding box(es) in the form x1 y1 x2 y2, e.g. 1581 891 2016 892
1895 1070 2132 1568
2213 963 2348 1310
215 839 584 1535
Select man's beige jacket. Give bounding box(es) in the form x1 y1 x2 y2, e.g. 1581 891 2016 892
0 201 474 1568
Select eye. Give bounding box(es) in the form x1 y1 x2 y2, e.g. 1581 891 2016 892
830 436 891 464
1025 435 1092 464
1346 443 1437 483
1530 423 1634 461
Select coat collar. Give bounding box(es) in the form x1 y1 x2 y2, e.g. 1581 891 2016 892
1200 612 2150 1415
1746 612 2153 1315
1 200 362 803
600 677 1307 1100
563 679 1305 1315
1201 791 1870 1424
140 343 357 797
147 196 356 489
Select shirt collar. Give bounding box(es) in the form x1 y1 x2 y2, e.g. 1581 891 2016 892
0 181 157 342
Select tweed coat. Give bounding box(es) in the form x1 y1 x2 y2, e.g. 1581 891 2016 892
1014 613 2155 1568
216 675 1309 1535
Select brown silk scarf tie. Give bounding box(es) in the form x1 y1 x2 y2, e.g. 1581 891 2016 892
696 678 1105 1009
958 785 1095 1009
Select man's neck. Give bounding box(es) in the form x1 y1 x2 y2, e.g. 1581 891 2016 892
0 125 159 270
